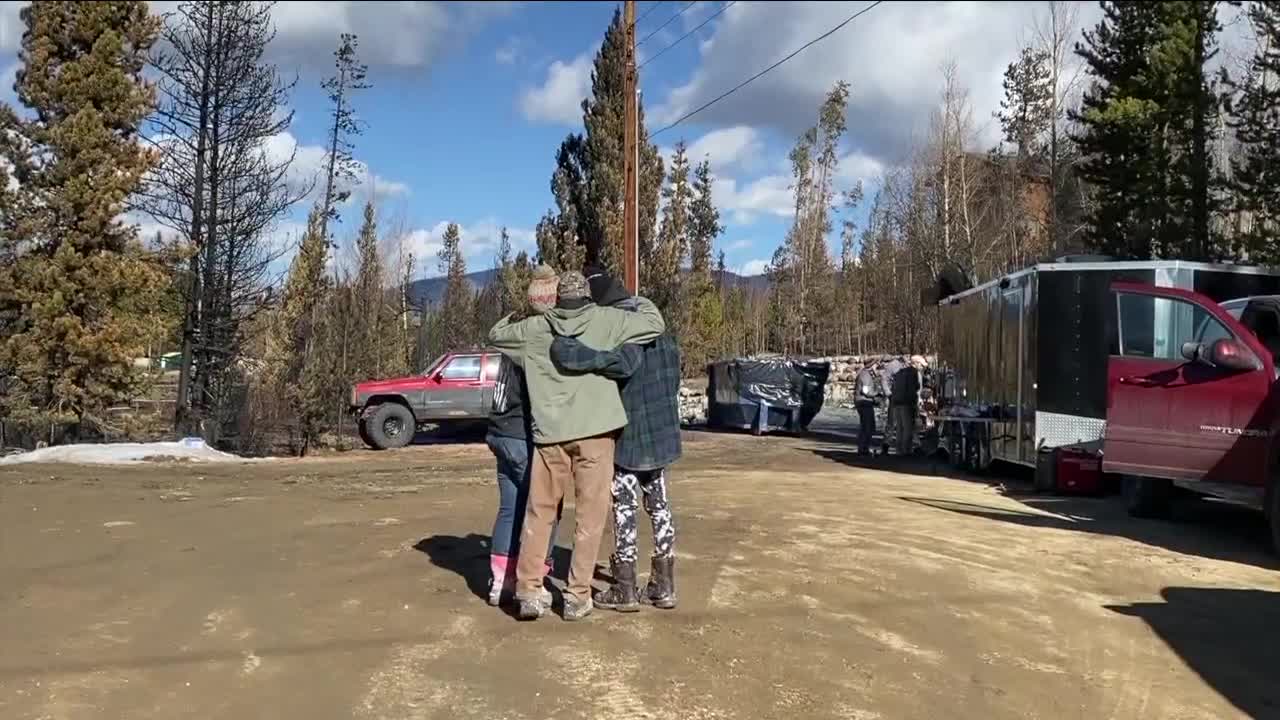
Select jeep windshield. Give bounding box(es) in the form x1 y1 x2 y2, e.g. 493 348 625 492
422 354 447 376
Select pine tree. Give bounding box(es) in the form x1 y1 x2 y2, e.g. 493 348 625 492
436 223 473 350
1073 2 1163 258
1223 0 1280 260
997 46 1054 158
651 141 691 319
771 81 847 355
351 201 384 380
1156 1 1222 260
689 159 722 280
681 156 725 374
320 33 371 234
495 227 517 314
1073 1 1222 260
0 1 169 439
277 206 331 455
545 9 663 274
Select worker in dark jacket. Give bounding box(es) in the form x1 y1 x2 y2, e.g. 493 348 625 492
550 266 682 612
889 356 923 455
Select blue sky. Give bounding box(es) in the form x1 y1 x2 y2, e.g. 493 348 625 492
1 1 1175 279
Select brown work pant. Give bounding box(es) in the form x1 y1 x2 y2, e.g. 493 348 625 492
514 434 616 604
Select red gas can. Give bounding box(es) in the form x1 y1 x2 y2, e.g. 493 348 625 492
1056 447 1102 495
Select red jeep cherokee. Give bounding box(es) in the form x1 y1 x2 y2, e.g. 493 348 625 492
350 349 502 450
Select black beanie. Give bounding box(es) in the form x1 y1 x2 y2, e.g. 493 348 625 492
583 264 631 306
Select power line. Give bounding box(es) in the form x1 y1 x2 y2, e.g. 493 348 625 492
638 1 697 47
635 1 665 28
639 0 736 70
652 0 885 138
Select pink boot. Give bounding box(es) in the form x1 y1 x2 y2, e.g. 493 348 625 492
488 554 512 606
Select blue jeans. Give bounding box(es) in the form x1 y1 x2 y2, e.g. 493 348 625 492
488 434 559 560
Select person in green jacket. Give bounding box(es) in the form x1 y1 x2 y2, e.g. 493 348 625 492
488 270 666 621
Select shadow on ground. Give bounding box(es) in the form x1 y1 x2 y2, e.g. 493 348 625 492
413 535 573 597
898 494 1277 571
1108 587 1280 719
810 441 991 485
409 423 487 446
812 437 1276 568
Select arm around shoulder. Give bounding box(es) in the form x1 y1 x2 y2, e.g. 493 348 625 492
488 315 531 360
613 296 666 345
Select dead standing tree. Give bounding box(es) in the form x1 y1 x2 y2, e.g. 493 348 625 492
318 33 371 446
141 0 306 438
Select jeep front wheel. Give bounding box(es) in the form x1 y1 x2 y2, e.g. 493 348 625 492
365 403 415 450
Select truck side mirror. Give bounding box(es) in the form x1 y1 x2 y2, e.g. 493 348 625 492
1208 338 1261 372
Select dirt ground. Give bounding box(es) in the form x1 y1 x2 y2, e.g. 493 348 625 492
2 429 1278 720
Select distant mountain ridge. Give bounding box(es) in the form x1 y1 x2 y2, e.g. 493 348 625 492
407 268 769 306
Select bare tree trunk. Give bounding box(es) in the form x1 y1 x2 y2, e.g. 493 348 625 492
173 4 217 434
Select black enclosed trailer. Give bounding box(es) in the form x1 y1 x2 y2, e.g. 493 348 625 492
706 358 830 434
935 259 1280 471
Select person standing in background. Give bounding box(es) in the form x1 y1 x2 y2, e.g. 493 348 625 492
854 360 884 456
890 357 922 456
880 356 905 454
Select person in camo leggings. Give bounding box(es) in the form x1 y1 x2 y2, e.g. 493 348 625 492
550 266 681 611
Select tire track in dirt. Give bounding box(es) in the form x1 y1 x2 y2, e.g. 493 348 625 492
357 614 477 720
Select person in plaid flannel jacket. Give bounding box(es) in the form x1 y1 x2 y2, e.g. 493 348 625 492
549 266 682 612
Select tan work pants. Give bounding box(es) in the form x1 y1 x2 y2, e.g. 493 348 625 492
514 434 616 603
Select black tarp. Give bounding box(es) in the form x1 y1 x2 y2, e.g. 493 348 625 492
706 358 830 433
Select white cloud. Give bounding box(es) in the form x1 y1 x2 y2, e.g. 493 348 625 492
3 2 513 70
713 172 793 225
520 50 593 125
737 259 769 277
261 131 409 207
0 3 21 53
725 238 753 252
663 125 765 176
0 60 15 101
403 219 537 277
652 1 1106 165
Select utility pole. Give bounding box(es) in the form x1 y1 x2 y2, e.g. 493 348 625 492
623 0 639 294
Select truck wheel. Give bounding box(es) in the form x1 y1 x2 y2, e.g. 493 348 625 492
365 403 415 450
1123 476 1172 519
357 419 374 449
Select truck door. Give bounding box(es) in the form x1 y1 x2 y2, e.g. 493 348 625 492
422 354 486 420
1105 283 1274 488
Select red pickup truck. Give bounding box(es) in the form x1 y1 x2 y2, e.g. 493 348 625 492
1107 284 1280 554
350 349 502 450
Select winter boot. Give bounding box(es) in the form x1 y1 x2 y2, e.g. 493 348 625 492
644 555 677 610
593 558 641 613
516 587 552 621
562 594 593 622
488 554 513 607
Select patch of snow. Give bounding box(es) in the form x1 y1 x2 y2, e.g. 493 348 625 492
0 439 257 466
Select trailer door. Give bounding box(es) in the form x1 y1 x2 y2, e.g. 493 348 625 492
1105 283 1273 488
